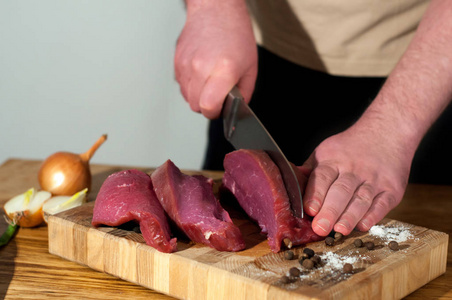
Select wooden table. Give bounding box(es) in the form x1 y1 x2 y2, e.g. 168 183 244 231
0 159 450 299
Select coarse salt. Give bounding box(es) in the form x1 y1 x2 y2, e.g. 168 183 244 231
319 252 358 272
369 225 413 243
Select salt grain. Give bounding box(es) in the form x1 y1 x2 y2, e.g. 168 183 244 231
369 225 413 243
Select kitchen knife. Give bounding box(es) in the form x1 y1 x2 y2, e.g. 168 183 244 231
222 86 304 218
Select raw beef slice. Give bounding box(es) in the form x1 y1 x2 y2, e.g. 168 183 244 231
222 149 322 252
92 169 177 253
151 160 245 252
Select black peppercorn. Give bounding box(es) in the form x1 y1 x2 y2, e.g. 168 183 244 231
343 263 353 273
334 232 343 241
303 247 315 258
302 258 315 269
281 275 291 284
354 239 363 248
325 236 335 246
365 241 375 250
289 267 301 277
298 255 307 265
388 241 399 251
311 255 321 265
284 250 294 260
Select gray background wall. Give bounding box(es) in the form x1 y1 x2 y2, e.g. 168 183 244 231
0 1 209 170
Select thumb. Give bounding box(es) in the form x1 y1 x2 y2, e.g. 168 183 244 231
199 74 236 119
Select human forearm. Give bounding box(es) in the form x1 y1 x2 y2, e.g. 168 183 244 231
354 0 452 155
302 1 452 236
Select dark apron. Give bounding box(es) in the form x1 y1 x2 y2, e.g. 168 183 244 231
203 46 452 185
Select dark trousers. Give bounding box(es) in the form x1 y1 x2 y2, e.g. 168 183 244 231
203 46 452 185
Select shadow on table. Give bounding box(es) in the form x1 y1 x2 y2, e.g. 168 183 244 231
0 237 17 300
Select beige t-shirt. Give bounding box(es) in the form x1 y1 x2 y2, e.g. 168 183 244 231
246 0 430 77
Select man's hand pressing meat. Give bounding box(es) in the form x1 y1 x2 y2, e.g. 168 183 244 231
301 126 412 236
301 0 452 236
175 0 257 119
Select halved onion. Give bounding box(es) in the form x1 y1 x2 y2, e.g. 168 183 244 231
3 188 52 227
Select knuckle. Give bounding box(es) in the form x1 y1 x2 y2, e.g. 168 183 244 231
353 193 373 208
191 57 204 73
341 172 358 182
341 213 358 225
374 194 399 212
385 194 400 209
178 57 191 70
374 199 389 212
312 165 337 184
331 172 360 195
353 186 374 207
332 180 355 195
217 57 238 74
318 164 337 177
322 206 341 218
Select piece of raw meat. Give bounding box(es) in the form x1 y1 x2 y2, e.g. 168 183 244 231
222 149 322 252
92 169 177 253
151 160 245 252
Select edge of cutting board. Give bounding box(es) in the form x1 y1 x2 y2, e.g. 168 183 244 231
48 202 448 300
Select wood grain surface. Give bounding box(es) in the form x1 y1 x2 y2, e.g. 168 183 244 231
48 201 448 300
1 159 451 299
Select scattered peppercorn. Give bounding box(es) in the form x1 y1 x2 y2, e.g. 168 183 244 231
283 238 293 249
281 275 291 284
303 248 315 258
298 254 308 265
311 255 321 266
343 263 353 273
284 250 294 260
289 267 301 277
334 232 343 241
302 258 315 270
354 239 363 248
300 252 309 260
325 236 335 246
388 241 399 251
365 241 375 250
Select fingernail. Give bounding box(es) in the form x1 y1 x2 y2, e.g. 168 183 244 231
359 219 372 231
307 201 320 214
316 218 331 234
335 220 350 232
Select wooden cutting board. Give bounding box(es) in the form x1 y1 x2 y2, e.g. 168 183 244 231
48 194 448 300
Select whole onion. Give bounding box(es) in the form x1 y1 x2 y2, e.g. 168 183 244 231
38 134 107 196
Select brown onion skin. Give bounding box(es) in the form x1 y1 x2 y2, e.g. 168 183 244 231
38 134 106 196
38 152 91 196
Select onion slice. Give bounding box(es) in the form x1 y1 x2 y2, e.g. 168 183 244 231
42 188 88 223
3 188 52 227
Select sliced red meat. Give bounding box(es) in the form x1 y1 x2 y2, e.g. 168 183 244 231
151 160 245 252
222 149 322 253
92 169 177 253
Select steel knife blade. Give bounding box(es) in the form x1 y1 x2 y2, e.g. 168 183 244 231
222 86 304 218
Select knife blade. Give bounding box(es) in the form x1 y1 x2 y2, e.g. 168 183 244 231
222 86 304 218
